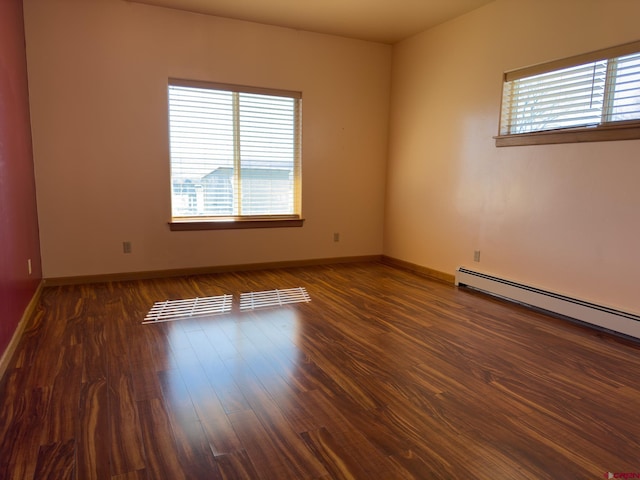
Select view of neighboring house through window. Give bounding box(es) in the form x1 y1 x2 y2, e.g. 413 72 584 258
168 80 301 220
497 41 640 145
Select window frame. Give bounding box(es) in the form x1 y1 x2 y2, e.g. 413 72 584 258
167 79 304 231
495 40 640 147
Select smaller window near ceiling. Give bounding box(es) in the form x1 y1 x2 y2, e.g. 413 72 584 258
495 41 640 146
167 79 303 230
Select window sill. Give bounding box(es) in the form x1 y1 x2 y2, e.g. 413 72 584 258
495 121 640 147
169 216 305 231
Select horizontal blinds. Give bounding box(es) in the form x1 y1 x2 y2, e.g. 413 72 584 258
168 82 301 218
504 40 640 82
500 48 640 135
169 78 301 100
238 92 298 215
605 52 640 122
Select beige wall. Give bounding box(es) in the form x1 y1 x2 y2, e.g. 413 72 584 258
23 0 391 278
386 0 640 313
24 0 640 316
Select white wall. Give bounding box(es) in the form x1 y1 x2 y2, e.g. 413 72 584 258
385 0 640 313
24 0 391 278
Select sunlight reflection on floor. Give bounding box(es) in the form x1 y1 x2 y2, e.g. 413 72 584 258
162 307 304 435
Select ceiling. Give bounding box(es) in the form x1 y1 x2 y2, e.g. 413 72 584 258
128 0 495 44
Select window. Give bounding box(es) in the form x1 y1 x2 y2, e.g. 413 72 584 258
496 40 640 146
168 79 303 230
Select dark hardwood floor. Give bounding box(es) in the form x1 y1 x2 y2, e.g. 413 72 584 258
1 262 640 479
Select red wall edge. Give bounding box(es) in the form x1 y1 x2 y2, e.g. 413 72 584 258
0 0 42 357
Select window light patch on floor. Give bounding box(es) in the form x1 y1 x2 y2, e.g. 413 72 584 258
143 294 233 324
240 287 310 311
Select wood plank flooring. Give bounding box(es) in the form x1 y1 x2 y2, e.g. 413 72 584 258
1 262 640 479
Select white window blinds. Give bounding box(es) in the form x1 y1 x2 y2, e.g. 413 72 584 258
500 44 640 136
168 80 301 220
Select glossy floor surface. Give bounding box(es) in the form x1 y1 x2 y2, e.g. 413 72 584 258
1 262 640 479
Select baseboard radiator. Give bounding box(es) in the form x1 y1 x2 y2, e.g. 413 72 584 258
455 267 640 340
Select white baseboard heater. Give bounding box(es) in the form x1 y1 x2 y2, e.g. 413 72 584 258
455 267 640 340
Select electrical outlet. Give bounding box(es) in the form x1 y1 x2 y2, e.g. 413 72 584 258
333 232 340 242
474 250 481 262
123 241 132 254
